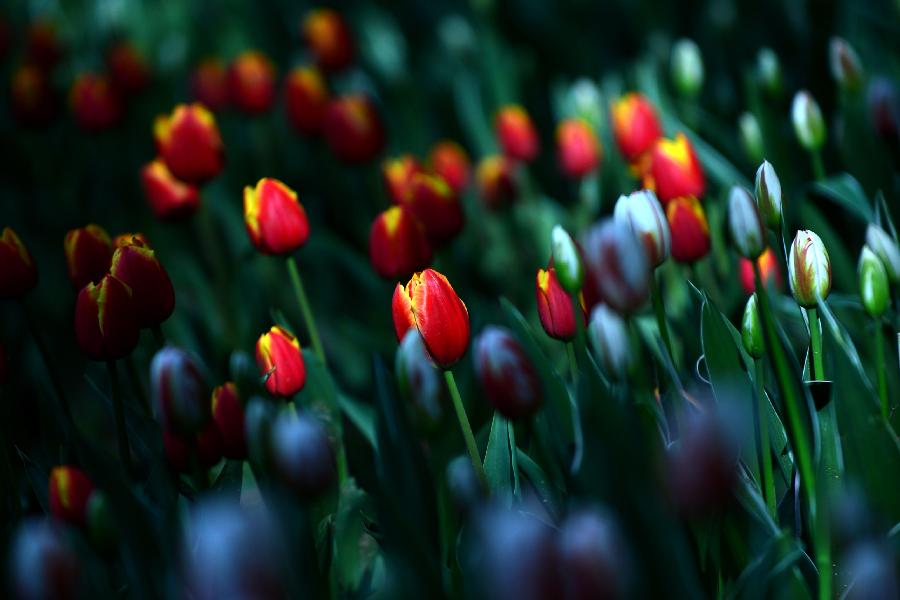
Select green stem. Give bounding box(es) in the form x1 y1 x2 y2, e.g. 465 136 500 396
810 150 826 182
287 257 326 367
107 361 133 475
443 369 487 490
508 421 520 499
807 308 825 381
650 274 674 362
876 323 889 421
20 300 73 427
755 359 777 520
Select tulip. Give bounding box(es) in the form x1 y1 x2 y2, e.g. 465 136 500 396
581 219 651 313
757 48 782 96
322 95 385 163
110 240 175 328
191 59 229 112
393 269 470 368
271 410 335 497
11 64 56 127
141 158 201 221
670 38 704 97
867 78 899 142
865 224 900 283
256 325 306 397
728 186 765 259
476 154 517 208
473 326 542 419
859 247 890 319
107 41 150 95
151 346 210 433
382 154 421 204
829 37 864 92
613 189 670 267
243 178 310 255
550 225 584 293
791 91 826 152
588 304 634 380
302 8 354 71
398 171 464 245
227 50 276 114
48 466 95 527
396 328 445 431
212 382 247 460
154 103 224 184
556 118 601 179
739 248 781 294
536 267 578 341
85 491 116 552
741 294 765 359
26 20 63 69
284 66 329 134
558 508 629 600
495 104 539 162
789 230 831 307
0 227 38 299
754 160 782 230
643 133 706 203
10 519 78 600
70 73 121 131
429 140 470 194
196 420 224 468
369 206 433 280
666 196 711 263
113 232 150 249
74 274 139 361
610 93 663 162
668 412 737 515
739 112 764 165
64 224 112 289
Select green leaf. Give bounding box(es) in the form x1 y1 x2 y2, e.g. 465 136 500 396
331 480 378 593
337 393 377 450
483 412 512 502
810 173 873 223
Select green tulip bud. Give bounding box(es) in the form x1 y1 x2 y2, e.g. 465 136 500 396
551 224 584 293
859 246 890 318
865 224 900 283
739 112 764 164
671 38 704 97
757 48 782 96
789 229 831 307
791 91 826 151
587 304 634 380
754 160 782 230
728 186 765 259
741 294 765 359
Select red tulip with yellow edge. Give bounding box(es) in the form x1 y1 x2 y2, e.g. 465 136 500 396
64 224 112 289
74 274 139 361
227 51 276 114
557 118 601 179
398 171 464 246
141 158 201 221
256 325 306 398
323 95 385 163
107 41 150 95
739 247 781 294
496 104 539 162
113 232 150 249
11 64 56 127
610 93 663 162
392 269 470 368
302 8 354 72
666 196 711 263
0 227 38 299
190 59 229 112
284 66 329 134
476 155 518 209
382 154 421 204
244 178 310 255
49 466 94 527
110 239 175 329
369 206 433 280
70 73 121 131
429 140 470 194
536 267 579 341
212 382 246 460
643 133 706 203
154 103 224 184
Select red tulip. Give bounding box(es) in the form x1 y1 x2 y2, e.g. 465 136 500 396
557 118 601 179
473 326 542 420
739 247 781 294
581 219 651 314
610 93 662 162
49 466 94 527
141 158 201 221
256 326 306 398
429 141 470 194
536 267 578 341
26 20 62 70
110 240 175 328
495 104 539 162
228 51 276 114
212 382 246 460
154 103 224 184
63 224 113 289
302 8 354 72
476 155 518 209
398 171 464 245
243 178 310 255
70 73 121 131
0 227 38 299
107 41 150 95
382 154 421 204
190 59 229 112
74 274 139 361
642 133 706 203
369 206 433 280
666 196 711 263
392 269 470 368
11 64 56 127
284 66 329 134
323 95 385 163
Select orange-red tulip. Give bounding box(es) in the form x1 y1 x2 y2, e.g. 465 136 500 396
110 240 175 328
643 133 706 203
369 206 433 280
557 118 601 179
536 267 577 341
496 104 539 162
476 155 518 209
398 171 464 245
212 382 246 460
0 227 38 299
49 466 94 527
64 224 112 289
141 158 201 221
256 325 306 397
190 59 229 112
70 73 121 131
228 51 276 114
610 93 663 162
739 247 781 294
11 64 56 127
74 274 139 361
154 103 224 184
382 155 422 204
666 196 711 263
302 8 354 71
244 178 310 255
392 269 470 368
107 41 150 95
323 95 385 163
284 66 329 134
429 141 470 195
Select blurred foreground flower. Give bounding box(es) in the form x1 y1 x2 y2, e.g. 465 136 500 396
588 304 634 380
191 59 229 112
151 346 210 433
473 326 542 419
74 274 138 361
396 329 445 430
212 382 247 460
581 219 650 313
556 118 601 179
256 325 306 398
643 133 706 203
670 38 704 97
64 224 112 289
550 225 584 293
271 410 335 497
141 159 201 221
754 160 782 230
666 196 710 263
610 93 662 163
244 178 310 255
613 189 670 267
476 154 518 208
70 73 121 132
369 206 432 280
496 104 539 162
154 103 224 184
10 519 78 600
11 64 56 127
741 294 765 358
323 95 385 162
789 230 831 307
728 186 765 259
558 508 630 599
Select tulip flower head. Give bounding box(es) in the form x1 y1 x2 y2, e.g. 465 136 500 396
473 326 542 420
113 232 150 249
610 93 662 162
227 50 276 114
728 186 765 259
49 466 95 527
191 59 229 111
757 48 782 96
789 230 831 307
588 304 634 380
666 196 711 263
154 103 224 184
859 247 890 319
643 133 706 203
151 346 210 433
741 294 765 359
302 8 354 72
476 155 518 209
271 410 335 497
865 224 900 283
754 161 782 230
382 154 422 204
613 189 671 267
670 38 704 97
212 382 247 460
556 118 601 179
429 140 471 194
107 41 151 95
550 225 584 293
791 91 826 151
398 171 464 245
70 73 121 131
396 328 445 430
738 113 764 165
0 227 37 299
11 64 57 127
536 267 580 341
369 206 433 280
495 104 539 162
10 519 78 600
739 247 781 294
74 274 139 361
256 325 306 398
829 37 864 92
581 219 651 313
141 159 201 221
392 269 470 368
323 95 385 163
64 224 112 289
244 178 310 255
110 239 175 328
284 66 329 134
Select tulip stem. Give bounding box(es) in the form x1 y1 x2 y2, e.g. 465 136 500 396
19 300 74 428
755 359 777 520
443 369 487 490
106 361 133 475
287 257 326 368
807 308 825 381
810 150 826 182
875 323 889 420
650 275 674 362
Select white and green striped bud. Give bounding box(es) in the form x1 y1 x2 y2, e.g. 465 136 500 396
789 230 831 307
587 304 634 380
550 224 584 293
858 246 890 318
671 38 704 98
728 186 766 259
754 160 783 230
865 224 900 283
739 112 764 164
791 91 827 151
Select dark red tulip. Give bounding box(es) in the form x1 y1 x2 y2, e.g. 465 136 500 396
271 410 335 497
74 274 139 361
109 239 175 328
227 51 276 114
49 466 95 527
476 155 518 209
70 73 121 131
212 382 246 460
151 346 210 433
284 66 329 134
154 103 224 184
190 59 229 112
26 20 63 69
473 326 542 419
11 64 56 127
0 227 37 299
141 158 201 221
63 224 112 289
323 95 385 163
369 206 433 280
398 171 464 245
302 8 354 72
107 41 151 95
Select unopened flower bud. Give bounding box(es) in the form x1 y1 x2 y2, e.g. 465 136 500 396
666 196 711 263
255 325 306 398
587 304 634 380
473 326 542 420
0 227 38 299
757 48 782 96
10 519 78 600
550 225 584 293
728 186 765 259
581 219 651 313
865 224 900 283
741 294 765 359
396 328 445 431
613 189 670 267
75 274 139 361
829 37 864 92
151 346 210 433
271 410 335 497
227 50 276 114
791 91 826 151
754 160 782 230
558 508 630 600
495 104 539 162
556 118 601 179
670 38 704 97
738 113 764 165
64 224 112 289
789 230 831 307
859 246 890 318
